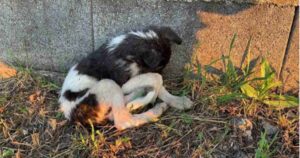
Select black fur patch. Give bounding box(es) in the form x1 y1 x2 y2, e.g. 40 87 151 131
80 93 98 107
63 89 88 101
75 26 182 85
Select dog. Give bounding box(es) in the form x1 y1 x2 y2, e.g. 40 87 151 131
59 26 193 130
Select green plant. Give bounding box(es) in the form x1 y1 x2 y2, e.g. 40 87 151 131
255 132 277 158
80 120 104 149
206 35 298 108
240 58 298 108
0 148 14 158
180 113 193 125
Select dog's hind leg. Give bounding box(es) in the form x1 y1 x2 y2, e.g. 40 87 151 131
122 73 163 111
114 102 168 130
95 79 166 130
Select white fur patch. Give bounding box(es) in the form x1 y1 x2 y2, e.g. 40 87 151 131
59 94 88 119
127 62 140 77
60 65 98 93
107 34 127 52
89 79 124 106
59 65 98 119
122 73 162 94
158 87 193 110
129 30 158 39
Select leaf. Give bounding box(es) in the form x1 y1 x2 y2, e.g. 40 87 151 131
217 93 246 104
15 149 21 158
31 133 40 147
180 113 193 124
1 148 14 158
260 58 273 78
270 94 299 103
229 33 237 55
259 81 282 97
240 83 258 99
263 99 299 108
226 59 237 80
240 36 252 69
197 132 204 142
205 55 229 69
48 119 57 130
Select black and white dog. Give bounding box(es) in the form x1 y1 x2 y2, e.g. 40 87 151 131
59 26 193 130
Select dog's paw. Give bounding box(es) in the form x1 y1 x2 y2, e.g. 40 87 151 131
148 102 168 120
168 96 193 110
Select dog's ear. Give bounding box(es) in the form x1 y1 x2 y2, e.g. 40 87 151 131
142 50 161 69
158 26 182 45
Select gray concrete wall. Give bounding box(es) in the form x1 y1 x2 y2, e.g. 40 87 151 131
0 0 298 92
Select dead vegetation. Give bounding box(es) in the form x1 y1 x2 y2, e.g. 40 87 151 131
0 62 298 158
0 36 299 157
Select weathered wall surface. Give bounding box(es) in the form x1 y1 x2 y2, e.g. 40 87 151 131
281 10 299 94
167 0 298 6
0 0 298 92
0 1 93 72
194 5 294 77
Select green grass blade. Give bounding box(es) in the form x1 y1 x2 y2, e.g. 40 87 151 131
217 92 246 104
240 36 252 69
229 33 237 56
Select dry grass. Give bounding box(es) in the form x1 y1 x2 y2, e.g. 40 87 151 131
0 68 298 158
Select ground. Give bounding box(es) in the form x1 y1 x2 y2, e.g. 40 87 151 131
0 68 298 158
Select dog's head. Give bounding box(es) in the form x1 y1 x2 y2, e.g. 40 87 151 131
123 26 182 73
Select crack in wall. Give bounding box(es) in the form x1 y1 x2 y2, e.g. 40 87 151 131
90 0 95 51
279 6 299 80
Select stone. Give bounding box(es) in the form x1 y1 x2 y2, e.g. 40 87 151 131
280 12 299 94
0 0 93 72
231 118 253 140
262 120 279 135
194 4 295 79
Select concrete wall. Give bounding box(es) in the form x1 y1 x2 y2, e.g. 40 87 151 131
0 0 298 92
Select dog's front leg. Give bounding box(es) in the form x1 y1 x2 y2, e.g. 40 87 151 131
158 86 193 110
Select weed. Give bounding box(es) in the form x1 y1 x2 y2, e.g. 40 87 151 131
0 148 14 158
255 132 278 158
191 35 299 110
180 113 193 125
77 120 105 156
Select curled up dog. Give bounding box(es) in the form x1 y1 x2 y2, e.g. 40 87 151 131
59 26 193 130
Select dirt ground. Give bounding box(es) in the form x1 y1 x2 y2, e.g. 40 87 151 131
0 69 298 158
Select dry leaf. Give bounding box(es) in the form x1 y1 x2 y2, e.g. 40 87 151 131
29 91 41 103
48 119 57 130
31 133 40 147
0 62 16 79
278 115 290 128
15 149 22 158
0 107 4 113
39 108 48 117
